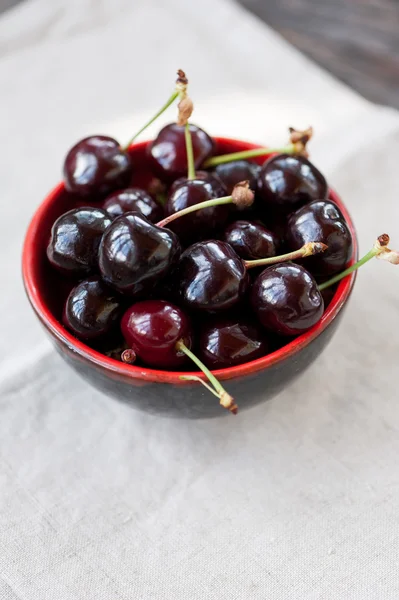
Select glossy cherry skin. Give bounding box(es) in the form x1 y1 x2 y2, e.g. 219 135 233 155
103 187 163 223
223 220 278 260
251 263 324 336
199 317 269 369
121 300 192 368
147 123 214 182
286 200 353 277
165 172 229 244
63 136 132 198
63 276 122 341
178 240 249 313
213 160 260 195
257 154 328 212
98 212 180 297
47 207 111 275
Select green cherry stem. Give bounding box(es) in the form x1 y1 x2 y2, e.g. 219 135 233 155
245 242 327 270
156 195 232 228
156 181 255 229
123 90 180 149
203 144 297 168
185 122 196 180
319 234 399 291
318 251 376 291
176 340 238 414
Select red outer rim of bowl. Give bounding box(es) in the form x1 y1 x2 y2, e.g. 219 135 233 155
22 138 358 384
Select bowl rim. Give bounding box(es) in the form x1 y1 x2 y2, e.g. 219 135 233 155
22 137 358 384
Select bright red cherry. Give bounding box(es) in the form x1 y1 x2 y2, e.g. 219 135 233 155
147 123 214 182
121 300 192 368
251 263 324 336
63 136 132 198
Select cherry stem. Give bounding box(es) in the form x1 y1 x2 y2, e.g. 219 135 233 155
185 122 196 180
176 340 238 414
156 195 233 228
203 144 296 167
121 348 137 364
318 249 377 291
123 90 180 149
244 242 327 270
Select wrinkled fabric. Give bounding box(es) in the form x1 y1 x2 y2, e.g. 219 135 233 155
1 0 399 598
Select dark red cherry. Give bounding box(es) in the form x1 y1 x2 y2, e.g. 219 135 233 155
103 187 163 223
178 240 249 312
286 200 353 277
251 263 324 336
121 300 192 368
98 212 180 296
165 172 229 244
213 160 260 195
63 135 132 198
257 154 327 212
147 123 214 182
223 220 278 260
47 207 111 275
199 317 269 369
63 276 122 341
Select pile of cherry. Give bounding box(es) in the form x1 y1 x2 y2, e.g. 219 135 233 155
46 71 396 414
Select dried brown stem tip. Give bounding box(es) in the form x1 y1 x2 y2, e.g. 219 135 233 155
176 69 188 86
177 96 194 126
377 233 390 247
219 392 238 415
289 126 313 157
375 233 399 264
303 241 328 257
231 180 255 209
121 349 137 364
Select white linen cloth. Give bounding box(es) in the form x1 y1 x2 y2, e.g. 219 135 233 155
1 0 399 597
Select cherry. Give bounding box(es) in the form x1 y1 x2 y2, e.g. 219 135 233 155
98 212 180 296
251 263 324 336
286 200 353 277
176 236 325 314
63 276 122 341
199 317 268 369
47 207 111 275
257 154 327 212
213 160 260 195
177 240 249 313
165 172 229 244
103 187 163 223
63 136 132 198
121 300 192 368
121 300 237 413
223 220 278 261
147 123 214 182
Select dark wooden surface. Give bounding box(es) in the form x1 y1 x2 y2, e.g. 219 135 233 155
238 0 399 108
1 0 398 108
